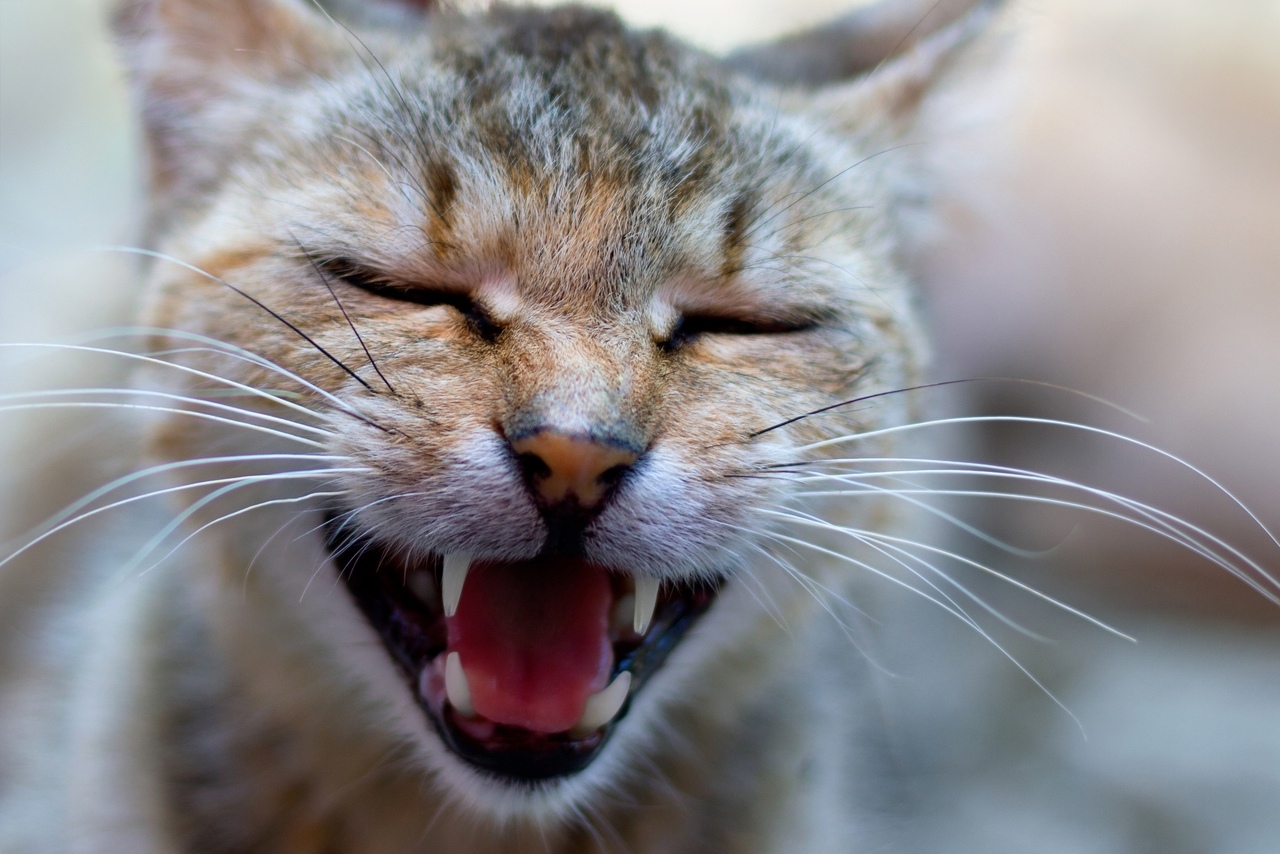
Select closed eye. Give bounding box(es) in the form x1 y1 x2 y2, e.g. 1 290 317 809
661 314 820 350
322 259 502 340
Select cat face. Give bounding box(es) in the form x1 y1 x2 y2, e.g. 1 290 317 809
123 0 943 817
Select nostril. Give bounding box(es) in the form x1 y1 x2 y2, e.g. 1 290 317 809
518 452 552 482
597 463 631 489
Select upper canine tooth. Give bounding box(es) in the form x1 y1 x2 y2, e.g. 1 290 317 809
444 651 475 717
571 671 631 736
633 576 659 635
442 553 472 617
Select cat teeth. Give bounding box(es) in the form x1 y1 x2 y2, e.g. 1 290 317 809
633 576 659 635
571 671 631 736
444 651 475 717
442 553 472 617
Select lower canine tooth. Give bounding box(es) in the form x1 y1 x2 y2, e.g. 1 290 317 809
571 671 631 736
633 576 659 635
444 652 475 717
442 553 472 617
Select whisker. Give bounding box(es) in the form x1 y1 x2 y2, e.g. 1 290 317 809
290 232 397 394
716 521 883 657
292 491 437 599
139 490 349 577
12 452 343 547
0 400 327 449
330 134 416 201
740 144 916 246
752 378 1144 439
94 246 377 392
304 2 450 227
764 528 1084 733
760 528 968 625
0 341 338 427
762 455 1278 581
789 467 1280 600
300 490 433 543
730 540 802 633
84 325 364 415
244 514 313 598
305 530 382 602
0 387 335 437
757 507 1131 641
865 534 1056 642
0 469 360 574
148 346 397 435
793 415 1280 555
758 504 1048 640
120 469 362 575
778 467 1047 558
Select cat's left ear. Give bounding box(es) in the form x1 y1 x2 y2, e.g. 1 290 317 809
728 0 1006 138
112 0 343 208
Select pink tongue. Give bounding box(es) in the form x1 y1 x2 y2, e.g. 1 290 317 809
446 557 613 733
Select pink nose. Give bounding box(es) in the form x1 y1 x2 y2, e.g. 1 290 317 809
511 432 638 509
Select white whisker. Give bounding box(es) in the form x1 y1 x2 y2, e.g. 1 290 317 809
763 528 1083 734
738 528 886 661
0 387 334 437
0 400 328 448
760 528 969 627
759 505 1048 640
121 469 363 574
244 515 312 597
792 415 1280 554
87 324 365 415
288 491 437 599
139 490 349 577
791 478 1280 603
13 452 344 546
758 506 1131 641
314 491 434 539
88 246 379 394
0 342 337 427
771 455 1279 593
0 469 359 574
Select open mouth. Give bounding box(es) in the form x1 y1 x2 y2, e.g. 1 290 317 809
325 516 722 781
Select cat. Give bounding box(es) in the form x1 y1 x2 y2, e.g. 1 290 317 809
8 0 1255 851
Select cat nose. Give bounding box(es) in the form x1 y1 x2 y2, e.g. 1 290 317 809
511 432 638 510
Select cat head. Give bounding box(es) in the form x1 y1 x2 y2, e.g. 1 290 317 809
114 0 994 820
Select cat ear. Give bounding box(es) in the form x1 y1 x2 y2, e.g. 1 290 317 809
728 0 1005 138
322 0 435 27
112 0 340 206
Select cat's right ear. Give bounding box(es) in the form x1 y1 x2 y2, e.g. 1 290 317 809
112 0 341 207
728 0 1005 139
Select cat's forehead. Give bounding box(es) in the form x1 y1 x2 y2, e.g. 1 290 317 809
422 7 735 147
261 7 875 317
321 7 828 196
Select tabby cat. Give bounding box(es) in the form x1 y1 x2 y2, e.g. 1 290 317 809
0 0 1032 850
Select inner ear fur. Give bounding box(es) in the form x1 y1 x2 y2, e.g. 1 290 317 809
729 0 1006 137
728 0 993 87
112 0 341 209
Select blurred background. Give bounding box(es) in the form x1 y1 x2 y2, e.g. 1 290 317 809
2 0 1279 849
